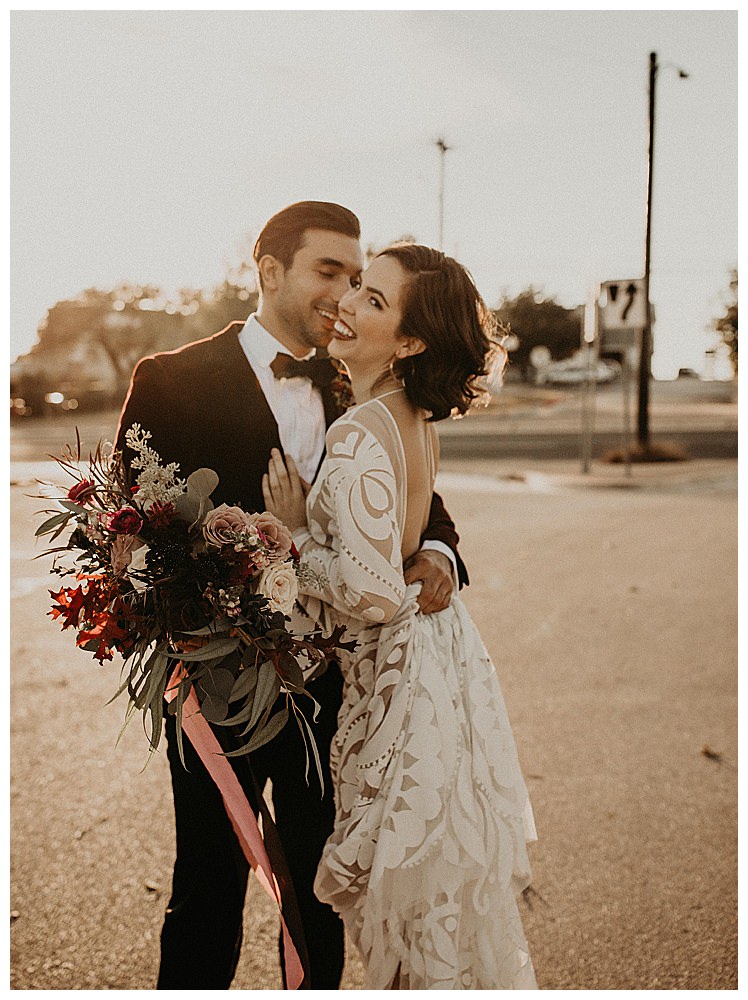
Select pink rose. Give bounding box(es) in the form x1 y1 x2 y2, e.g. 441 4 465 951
246 512 293 563
106 507 143 535
203 504 256 548
110 535 138 575
67 479 97 504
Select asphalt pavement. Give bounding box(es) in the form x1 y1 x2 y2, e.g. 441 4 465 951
9 379 738 989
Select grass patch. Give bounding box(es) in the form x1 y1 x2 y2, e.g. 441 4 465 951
603 440 689 464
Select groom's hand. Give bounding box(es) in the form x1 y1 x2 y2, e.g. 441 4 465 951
403 550 454 614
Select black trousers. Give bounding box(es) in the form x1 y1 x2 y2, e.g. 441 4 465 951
156 665 345 990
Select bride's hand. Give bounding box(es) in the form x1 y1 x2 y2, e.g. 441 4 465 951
262 449 309 532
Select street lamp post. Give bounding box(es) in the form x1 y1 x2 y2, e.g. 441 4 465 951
638 51 688 448
435 137 452 251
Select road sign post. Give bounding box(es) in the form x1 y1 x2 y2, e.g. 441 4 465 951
620 350 633 478
579 291 598 474
599 279 645 469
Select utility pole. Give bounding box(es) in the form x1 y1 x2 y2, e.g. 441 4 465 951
638 52 688 448
638 52 657 448
435 137 452 251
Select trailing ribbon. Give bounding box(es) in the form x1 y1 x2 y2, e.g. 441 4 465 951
165 666 305 990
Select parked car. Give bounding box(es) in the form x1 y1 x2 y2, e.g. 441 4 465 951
535 355 620 386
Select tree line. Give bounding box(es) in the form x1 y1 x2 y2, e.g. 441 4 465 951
11 260 737 417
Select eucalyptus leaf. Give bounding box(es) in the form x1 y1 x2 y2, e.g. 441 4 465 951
49 519 74 543
136 650 171 712
197 692 229 723
145 666 169 754
214 666 264 726
115 700 137 747
127 666 150 708
213 695 258 728
32 546 70 560
228 665 259 704
175 679 191 770
189 496 215 533
173 491 200 524
278 654 305 693
300 710 325 796
35 512 70 537
107 667 139 705
177 623 232 637
241 695 274 739
198 667 235 702
59 500 87 514
295 688 322 722
186 468 219 498
223 708 289 757
245 661 279 733
160 635 240 662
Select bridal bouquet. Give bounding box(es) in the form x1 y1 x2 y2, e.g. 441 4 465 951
35 424 353 775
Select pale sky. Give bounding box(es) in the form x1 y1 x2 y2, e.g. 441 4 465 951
10 10 737 377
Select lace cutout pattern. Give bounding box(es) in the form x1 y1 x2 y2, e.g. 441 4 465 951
293 400 537 989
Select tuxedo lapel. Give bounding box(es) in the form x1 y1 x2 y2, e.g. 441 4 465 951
207 329 343 494
211 324 282 446
204 325 282 508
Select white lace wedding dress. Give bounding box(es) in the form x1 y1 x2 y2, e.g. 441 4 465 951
292 392 537 990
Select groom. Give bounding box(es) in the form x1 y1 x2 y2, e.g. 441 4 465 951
115 201 467 989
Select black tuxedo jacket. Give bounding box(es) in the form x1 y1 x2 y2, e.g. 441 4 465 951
115 321 467 584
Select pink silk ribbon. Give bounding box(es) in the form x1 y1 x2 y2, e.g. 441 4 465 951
165 666 305 990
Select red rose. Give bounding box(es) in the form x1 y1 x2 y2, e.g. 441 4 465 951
105 507 143 535
67 479 97 504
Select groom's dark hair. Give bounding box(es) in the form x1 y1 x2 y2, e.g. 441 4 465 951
253 201 360 285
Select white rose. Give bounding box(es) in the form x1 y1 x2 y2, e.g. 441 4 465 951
258 562 298 617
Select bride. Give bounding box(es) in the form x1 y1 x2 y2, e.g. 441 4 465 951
263 244 537 990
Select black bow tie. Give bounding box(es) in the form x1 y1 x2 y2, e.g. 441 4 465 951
270 353 337 389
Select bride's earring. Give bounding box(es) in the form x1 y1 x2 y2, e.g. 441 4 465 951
388 356 406 385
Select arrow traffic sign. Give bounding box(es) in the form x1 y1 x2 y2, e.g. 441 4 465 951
599 279 646 331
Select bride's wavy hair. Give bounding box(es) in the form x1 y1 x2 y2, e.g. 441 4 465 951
376 244 506 422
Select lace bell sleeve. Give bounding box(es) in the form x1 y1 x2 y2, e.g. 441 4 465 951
292 417 406 627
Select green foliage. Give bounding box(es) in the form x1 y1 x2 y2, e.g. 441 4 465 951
714 269 737 376
495 288 582 380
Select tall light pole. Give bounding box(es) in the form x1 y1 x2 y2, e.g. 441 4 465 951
638 52 689 448
435 137 452 251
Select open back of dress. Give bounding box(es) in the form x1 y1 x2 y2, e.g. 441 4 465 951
293 395 537 990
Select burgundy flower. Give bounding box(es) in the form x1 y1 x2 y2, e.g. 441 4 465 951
67 479 97 504
105 507 143 536
147 501 175 527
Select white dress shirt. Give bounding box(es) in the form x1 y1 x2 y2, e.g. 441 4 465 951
238 313 457 583
238 314 326 485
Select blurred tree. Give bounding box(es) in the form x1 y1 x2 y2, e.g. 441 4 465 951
494 288 581 380
11 254 258 414
364 235 418 262
713 268 737 376
196 255 258 333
